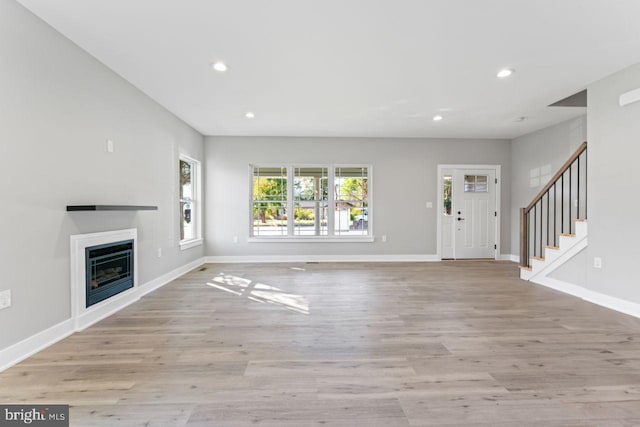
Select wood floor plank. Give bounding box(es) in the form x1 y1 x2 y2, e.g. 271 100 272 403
1 261 640 426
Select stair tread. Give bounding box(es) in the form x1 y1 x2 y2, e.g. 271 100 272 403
545 245 560 250
560 233 576 237
519 265 532 271
532 256 545 261
573 218 588 222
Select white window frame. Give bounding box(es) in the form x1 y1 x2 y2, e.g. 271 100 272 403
179 154 203 250
248 164 373 242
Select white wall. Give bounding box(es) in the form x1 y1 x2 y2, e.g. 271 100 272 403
510 116 587 257
204 136 511 259
0 1 204 350
587 63 640 303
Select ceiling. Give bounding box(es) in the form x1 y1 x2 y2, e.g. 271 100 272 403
16 0 640 139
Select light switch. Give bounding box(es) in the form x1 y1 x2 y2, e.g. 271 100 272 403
106 139 114 153
0 289 11 310
426 201 433 208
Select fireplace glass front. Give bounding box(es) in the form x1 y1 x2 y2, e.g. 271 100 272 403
85 239 134 307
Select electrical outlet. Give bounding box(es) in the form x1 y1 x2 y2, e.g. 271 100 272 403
0 290 11 310
594 257 602 269
233 236 239 243
426 201 433 208
106 139 114 153
382 235 387 243
157 248 162 258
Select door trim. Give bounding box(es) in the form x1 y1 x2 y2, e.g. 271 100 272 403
436 164 501 261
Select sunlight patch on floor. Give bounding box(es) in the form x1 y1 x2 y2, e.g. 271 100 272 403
206 273 309 314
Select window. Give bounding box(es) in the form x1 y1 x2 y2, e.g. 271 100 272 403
464 175 488 193
443 175 452 215
294 167 328 236
179 155 202 249
250 165 371 240
334 167 368 236
252 167 288 237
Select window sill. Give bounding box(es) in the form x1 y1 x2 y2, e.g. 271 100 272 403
248 236 374 243
179 238 203 250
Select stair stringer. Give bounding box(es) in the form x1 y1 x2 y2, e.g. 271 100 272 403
520 221 587 281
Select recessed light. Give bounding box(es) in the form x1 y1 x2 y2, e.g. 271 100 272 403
211 61 228 72
515 116 526 122
497 68 514 78
245 112 255 119
433 115 443 121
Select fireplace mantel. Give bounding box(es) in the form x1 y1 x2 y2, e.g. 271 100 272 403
67 205 157 211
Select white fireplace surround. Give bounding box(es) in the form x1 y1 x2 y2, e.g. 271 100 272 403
70 228 139 331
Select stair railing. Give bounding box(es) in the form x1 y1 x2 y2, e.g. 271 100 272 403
520 141 588 268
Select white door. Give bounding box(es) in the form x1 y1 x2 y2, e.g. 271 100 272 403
453 168 497 259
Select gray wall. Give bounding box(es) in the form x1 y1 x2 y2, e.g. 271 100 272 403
204 136 511 257
0 1 204 350
549 249 588 287
510 116 587 256
586 63 640 303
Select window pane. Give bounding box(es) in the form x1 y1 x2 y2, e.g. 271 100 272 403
334 167 369 236
443 175 452 216
294 167 328 236
464 175 475 192
252 202 288 236
475 175 488 192
252 167 288 236
180 160 192 200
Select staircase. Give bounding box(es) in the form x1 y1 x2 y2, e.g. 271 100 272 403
520 219 587 281
519 142 587 280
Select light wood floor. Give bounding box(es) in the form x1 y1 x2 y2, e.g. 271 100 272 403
2 261 640 426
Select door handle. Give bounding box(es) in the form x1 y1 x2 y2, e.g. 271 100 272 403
457 217 465 221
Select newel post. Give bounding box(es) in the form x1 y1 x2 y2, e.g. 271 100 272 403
519 208 528 267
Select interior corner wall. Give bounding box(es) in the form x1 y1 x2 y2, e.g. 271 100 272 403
586 63 640 304
0 0 204 350
510 116 587 257
204 136 511 258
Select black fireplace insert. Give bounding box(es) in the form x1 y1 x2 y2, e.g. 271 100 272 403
85 239 134 307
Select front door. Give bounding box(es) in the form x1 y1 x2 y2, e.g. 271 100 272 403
453 168 497 259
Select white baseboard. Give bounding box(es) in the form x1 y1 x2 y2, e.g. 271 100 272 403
531 276 640 319
138 257 205 298
0 319 74 372
204 254 439 263
74 286 140 331
0 257 205 373
499 254 519 262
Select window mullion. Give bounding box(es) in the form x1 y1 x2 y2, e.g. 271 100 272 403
327 165 335 236
287 166 294 236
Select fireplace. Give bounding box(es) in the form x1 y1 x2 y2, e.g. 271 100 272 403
70 229 138 330
85 239 134 307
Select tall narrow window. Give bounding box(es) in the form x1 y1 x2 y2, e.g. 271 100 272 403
294 167 328 236
179 155 202 249
252 167 288 236
443 175 452 216
334 166 369 236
